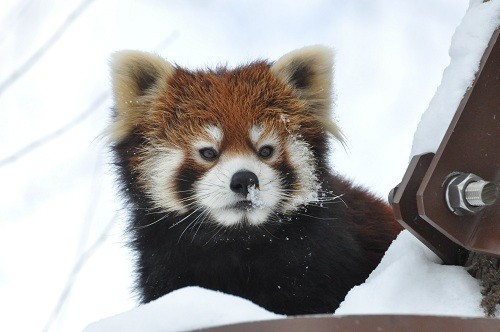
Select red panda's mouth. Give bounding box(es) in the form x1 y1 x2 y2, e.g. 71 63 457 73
233 200 254 211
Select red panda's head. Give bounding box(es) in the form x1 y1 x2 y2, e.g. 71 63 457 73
110 46 343 227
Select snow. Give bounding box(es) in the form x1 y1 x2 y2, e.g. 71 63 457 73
85 230 487 332
5 0 497 331
84 286 282 332
411 0 500 156
336 231 484 316
247 185 264 208
339 0 500 318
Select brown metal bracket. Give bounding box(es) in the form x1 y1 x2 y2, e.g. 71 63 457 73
391 28 500 264
391 153 467 264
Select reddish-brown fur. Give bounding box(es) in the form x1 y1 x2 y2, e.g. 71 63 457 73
142 63 321 151
110 47 402 315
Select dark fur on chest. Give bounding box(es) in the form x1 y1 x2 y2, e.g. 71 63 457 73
118 152 399 314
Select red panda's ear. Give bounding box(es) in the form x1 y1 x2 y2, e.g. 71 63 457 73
271 46 344 143
109 50 175 142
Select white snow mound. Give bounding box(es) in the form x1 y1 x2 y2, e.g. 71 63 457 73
84 286 281 332
335 230 484 316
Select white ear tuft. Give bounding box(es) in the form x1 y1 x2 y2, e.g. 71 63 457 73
109 50 175 142
271 46 343 143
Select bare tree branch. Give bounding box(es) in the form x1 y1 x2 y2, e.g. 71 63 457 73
0 92 109 167
0 0 32 45
0 0 96 99
77 155 104 256
36 31 181 331
0 30 179 168
42 213 118 332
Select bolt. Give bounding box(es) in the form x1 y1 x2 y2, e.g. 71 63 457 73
465 180 498 206
388 186 398 205
445 173 498 216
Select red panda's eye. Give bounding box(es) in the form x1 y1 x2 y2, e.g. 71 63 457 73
199 147 218 161
258 145 274 159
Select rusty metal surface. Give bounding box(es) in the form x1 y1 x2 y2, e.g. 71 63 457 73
416 28 500 257
391 153 466 265
199 315 500 332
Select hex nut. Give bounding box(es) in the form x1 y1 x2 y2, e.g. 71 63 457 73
445 173 485 216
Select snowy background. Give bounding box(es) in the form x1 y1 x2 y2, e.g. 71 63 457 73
0 0 481 331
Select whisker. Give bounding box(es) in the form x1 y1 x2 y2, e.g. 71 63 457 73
170 207 203 230
203 224 227 246
177 207 205 242
295 212 338 221
192 209 211 242
133 212 171 230
259 223 279 239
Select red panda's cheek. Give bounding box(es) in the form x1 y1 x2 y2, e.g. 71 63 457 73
135 147 188 213
283 138 321 208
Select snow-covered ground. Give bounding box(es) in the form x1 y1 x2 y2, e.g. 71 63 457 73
4 0 496 331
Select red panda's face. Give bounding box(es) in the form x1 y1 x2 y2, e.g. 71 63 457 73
137 121 321 226
110 47 343 227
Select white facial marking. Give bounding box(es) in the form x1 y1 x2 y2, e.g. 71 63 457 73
205 125 223 143
250 126 280 163
194 155 281 226
250 125 263 144
250 125 279 147
138 146 186 213
285 136 320 209
192 125 223 161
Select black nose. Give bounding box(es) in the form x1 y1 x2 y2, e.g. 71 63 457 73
230 171 259 196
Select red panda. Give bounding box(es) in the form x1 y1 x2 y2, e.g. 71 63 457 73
109 46 402 315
